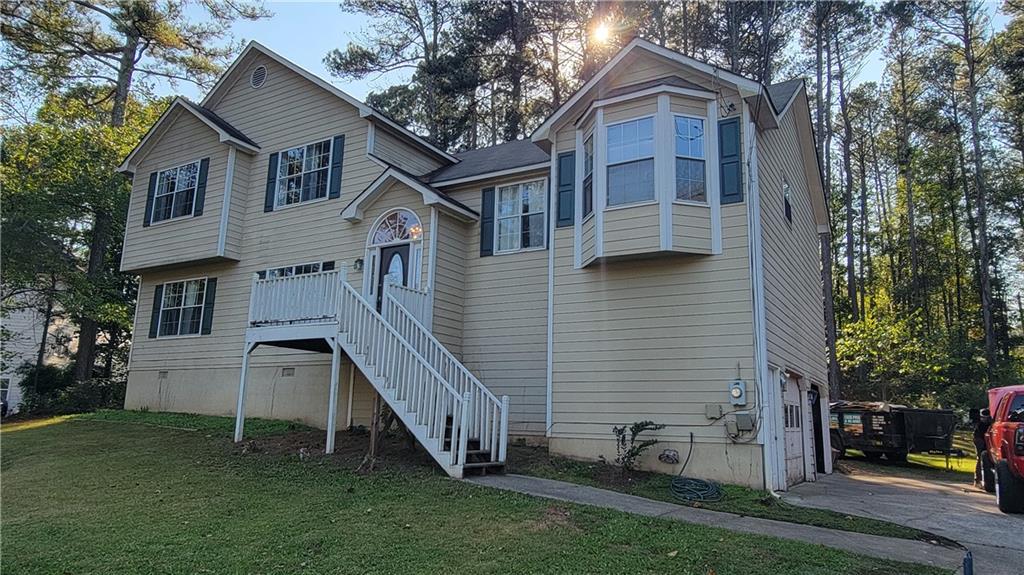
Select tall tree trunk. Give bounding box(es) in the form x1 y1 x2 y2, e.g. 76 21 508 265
836 35 858 321
960 1 997 378
35 275 57 369
75 32 138 383
858 152 869 315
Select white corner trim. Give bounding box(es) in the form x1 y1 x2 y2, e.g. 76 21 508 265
427 207 438 300
429 162 550 188
657 94 673 251
366 121 376 157
546 146 557 436
708 100 723 254
217 146 237 257
574 129 584 269
593 108 606 258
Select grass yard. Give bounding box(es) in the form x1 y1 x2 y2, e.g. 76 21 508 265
507 443 951 545
839 431 977 483
0 411 948 575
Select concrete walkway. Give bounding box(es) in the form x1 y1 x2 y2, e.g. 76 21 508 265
468 474 965 572
784 472 1024 575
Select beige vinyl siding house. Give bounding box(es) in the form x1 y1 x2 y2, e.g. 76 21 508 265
119 39 830 489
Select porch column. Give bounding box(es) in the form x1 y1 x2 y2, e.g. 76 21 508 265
233 341 255 442
326 337 341 454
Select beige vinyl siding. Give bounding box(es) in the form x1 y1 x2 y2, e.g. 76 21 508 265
223 150 250 260
373 127 445 176
602 96 657 124
555 123 575 153
551 202 755 442
431 212 466 356
442 172 549 436
670 94 707 117
759 111 827 385
121 110 231 272
603 203 660 257
606 53 743 113
672 203 712 254
580 216 596 264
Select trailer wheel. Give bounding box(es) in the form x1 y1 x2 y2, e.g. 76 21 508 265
995 460 1024 513
982 451 996 493
830 431 845 459
887 451 907 462
864 451 883 460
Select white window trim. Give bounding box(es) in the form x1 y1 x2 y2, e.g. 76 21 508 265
492 177 549 255
272 138 334 209
156 276 208 339
259 261 325 279
672 113 709 205
603 114 657 209
150 159 201 225
363 207 425 297
581 131 595 219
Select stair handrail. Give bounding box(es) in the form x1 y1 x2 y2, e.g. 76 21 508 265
385 281 432 329
382 287 508 463
336 278 473 467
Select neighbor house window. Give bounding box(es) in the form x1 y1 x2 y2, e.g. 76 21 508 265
583 135 594 217
496 179 546 252
275 139 332 207
158 278 207 337
257 261 331 280
152 160 200 223
606 117 655 206
783 178 793 223
674 117 706 202
0 378 9 402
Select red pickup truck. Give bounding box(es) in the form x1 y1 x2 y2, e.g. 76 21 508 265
982 385 1024 513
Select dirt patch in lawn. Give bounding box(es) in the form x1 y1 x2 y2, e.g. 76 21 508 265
527 505 580 533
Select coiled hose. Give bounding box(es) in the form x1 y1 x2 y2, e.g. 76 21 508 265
668 432 724 503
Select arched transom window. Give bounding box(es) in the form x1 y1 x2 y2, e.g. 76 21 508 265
371 209 422 245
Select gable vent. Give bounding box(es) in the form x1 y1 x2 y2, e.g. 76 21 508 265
250 65 267 89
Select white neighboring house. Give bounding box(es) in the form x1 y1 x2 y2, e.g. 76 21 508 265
1 297 71 414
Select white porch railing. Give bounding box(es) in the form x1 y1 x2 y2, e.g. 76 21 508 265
248 270 342 326
383 281 432 329
382 289 509 464
337 280 473 470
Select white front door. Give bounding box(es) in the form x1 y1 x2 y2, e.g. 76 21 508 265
783 377 805 486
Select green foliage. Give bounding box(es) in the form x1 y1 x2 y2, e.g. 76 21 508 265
16 364 124 415
610 420 666 472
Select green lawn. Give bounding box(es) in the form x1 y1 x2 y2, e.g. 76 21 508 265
0 411 948 575
507 442 951 545
839 431 977 482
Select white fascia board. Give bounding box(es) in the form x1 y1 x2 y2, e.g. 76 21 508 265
342 168 478 223
576 85 717 130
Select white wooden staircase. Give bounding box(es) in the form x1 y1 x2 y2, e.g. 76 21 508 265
233 268 508 479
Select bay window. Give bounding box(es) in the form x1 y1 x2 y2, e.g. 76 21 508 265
275 139 332 207
606 117 655 206
674 116 706 202
496 179 546 253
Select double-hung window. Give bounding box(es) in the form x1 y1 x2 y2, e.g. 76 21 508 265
582 135 594 217
674 117 706 202
157 278 207 337
496 179 546 253
257 261 328 280
275 139 332 207
606 117 655 206
152 161 200 223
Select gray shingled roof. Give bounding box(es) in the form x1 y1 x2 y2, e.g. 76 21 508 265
766 79 803 113
180 99 259 148
427 139 549 184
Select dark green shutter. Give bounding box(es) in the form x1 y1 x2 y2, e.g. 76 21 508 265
719 118 743 205
200 278 217 335
480 187 495 257
192 158 210 216
143 172 158 227
148 285 163 338
557 152 575 227
328 135 345 199
264 153 279 212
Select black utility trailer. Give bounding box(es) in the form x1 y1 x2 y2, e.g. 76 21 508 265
829 401 957 461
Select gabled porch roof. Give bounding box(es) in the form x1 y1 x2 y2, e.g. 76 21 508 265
342 164 479 223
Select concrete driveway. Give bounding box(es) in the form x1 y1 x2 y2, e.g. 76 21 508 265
782 470 1024 575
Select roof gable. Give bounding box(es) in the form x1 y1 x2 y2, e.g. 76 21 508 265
117 97 258 173
342 165 478 223
201 42 457 164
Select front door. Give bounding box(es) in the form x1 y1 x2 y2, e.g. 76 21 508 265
376 244 410 310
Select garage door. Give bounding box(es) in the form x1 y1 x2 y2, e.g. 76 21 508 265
783 377 805 486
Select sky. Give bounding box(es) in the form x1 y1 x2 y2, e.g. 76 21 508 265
170 1 1011 105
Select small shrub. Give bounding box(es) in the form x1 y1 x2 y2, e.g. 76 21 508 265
612 420 666 473
16 364 125 414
